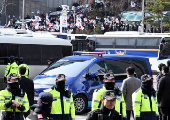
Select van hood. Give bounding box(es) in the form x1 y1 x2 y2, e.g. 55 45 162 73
33 75 75 92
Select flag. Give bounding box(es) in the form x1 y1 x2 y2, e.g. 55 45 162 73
46 16 50 24
131 1 136 7
96 16 99 19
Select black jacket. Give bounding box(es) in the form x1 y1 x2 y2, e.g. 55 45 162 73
86 105 121 120
19 76 34 106
26 107 52 120
157 74 170 107
156 71 163 90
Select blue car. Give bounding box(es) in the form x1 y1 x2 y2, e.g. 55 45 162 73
33 52 152 114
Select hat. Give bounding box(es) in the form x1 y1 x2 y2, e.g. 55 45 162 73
9 55 15 60
7 73 19 81
102 90 116 100
47 58 53 61
38 92 53 106
104 73 115 80
56 74 66 81
141 74 152 81
19 57 24 60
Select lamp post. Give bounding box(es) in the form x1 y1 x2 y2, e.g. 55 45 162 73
22 0 25 29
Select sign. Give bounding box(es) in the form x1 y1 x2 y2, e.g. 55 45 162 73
62 15 67 27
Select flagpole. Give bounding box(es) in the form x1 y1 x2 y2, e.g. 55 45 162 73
22 0 25 29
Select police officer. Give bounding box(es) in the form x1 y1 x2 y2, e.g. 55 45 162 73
47 58 54 67
0 73 29 120
26 92 53 120
44 74 75 120
132 74 159 120
18 57 30 78
92 73 127 120
4 55 19 83
87 90 121 120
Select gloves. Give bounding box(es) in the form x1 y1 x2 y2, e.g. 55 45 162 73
65 90 71 98
4 77 7 83
157 116 159 120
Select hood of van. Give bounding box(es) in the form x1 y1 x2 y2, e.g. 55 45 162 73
33 75 75 91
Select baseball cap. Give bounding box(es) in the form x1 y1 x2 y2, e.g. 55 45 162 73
9 55 15 60
38 92 53 106
56 74 66 81
104 73 115 80
19 57 24 60
102 90 116 100
141 74 152 81
7 73 19 81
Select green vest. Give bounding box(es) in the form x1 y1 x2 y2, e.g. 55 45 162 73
132 88 159 118
4 62 19 77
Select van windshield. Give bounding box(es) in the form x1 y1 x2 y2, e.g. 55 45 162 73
40 59 92 77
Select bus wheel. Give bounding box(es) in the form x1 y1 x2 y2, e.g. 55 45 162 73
74 94 88 115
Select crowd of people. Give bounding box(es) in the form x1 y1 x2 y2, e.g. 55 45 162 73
1 54 170 120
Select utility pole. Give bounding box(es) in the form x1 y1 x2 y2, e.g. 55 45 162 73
141 0 144 33
22 0 25 29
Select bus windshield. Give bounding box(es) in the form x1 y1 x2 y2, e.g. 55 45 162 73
159 37 170 60
40 60 92 77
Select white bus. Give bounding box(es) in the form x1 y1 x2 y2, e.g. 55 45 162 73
0 35 72 90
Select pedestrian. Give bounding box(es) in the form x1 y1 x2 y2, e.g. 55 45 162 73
47 58 54 67
132 74 159 120
157 66 170 120
167 60 170 75
18 66 34 118
0 73 29 120
26 92 53 120
92 73 127 120
18 57 30 78
44 74 75 120
4 55 19 83
156 63 166 90
87 90 122 120
121 67 141 120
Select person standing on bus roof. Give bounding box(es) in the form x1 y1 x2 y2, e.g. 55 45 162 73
4 55 19 83
47 58 54 67
18 57 30 78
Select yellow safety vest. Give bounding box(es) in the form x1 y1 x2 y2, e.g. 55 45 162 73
132 88 159 119
0 89 29 112
4 62 19 77
92 86 127 118
44 88 75 119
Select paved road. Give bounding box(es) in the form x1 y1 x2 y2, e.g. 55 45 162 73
0 76 157 120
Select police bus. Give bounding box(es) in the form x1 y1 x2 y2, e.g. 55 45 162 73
0 35 72 90
86 34 170 73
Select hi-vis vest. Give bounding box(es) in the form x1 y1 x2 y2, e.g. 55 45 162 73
132 88 159 119
92 86 127 118
19 64 30 78
0 89 29 112
44 88 75 119
4 62 19 77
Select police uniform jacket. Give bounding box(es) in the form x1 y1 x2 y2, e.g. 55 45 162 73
0 88 29 120
44 86 75 120
4 62 19 77
92 86 127 118
26 107 52 120
19 64 30 78
132 88 159 120
86 105 121 120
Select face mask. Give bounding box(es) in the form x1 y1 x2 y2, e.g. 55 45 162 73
142 80 152 91
7 82 19 93
56 81 65 92
104 82 115 90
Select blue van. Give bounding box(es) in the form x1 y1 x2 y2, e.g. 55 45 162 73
33 52 152 114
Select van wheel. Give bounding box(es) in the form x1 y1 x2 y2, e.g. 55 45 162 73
74 94 88 115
